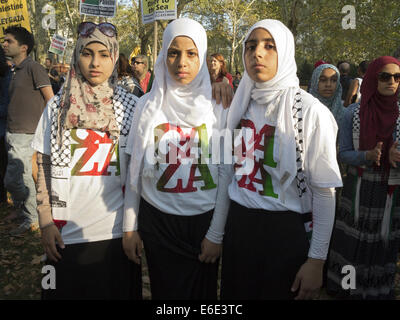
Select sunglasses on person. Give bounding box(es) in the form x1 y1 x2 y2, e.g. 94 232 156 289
377 72 400 83
77 22 117 38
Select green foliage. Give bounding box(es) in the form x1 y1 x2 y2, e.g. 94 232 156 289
26 0 400 74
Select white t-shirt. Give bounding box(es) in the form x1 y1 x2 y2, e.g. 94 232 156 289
229 90 342 213
124 103 231 243
133 103 228 216
32 88 136 245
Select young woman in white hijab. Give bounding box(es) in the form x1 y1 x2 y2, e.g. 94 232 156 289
123 18 230 299
220 19 343 300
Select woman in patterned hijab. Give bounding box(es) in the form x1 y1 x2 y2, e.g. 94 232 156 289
33 23 142 300
57 24 120 143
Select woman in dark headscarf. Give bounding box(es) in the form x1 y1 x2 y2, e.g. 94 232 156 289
327 56 400 299
32 22 142 299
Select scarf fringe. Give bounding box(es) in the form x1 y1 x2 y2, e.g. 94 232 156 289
380 193 393 246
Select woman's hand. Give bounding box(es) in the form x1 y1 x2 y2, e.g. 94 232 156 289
41 224 65 262
366 141 383 166
122 231 142 265
212 82 233 109
389 141 400 168
291 258 324 300
198 237 222 263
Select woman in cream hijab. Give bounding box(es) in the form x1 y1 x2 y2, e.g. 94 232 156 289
220 19 342 300
123 18 230 299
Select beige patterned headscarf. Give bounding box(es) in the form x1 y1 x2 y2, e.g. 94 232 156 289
57 27 119 143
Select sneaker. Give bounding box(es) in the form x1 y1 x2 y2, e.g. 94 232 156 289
9 220 39 236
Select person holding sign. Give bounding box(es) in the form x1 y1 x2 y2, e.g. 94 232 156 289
32 22 142 299
327 56 400 300
123 18 231 299
220 19 342 300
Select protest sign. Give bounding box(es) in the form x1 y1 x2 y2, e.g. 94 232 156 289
0 0 31 40
80 0 117 18
49 34 67 56
141 0 176 24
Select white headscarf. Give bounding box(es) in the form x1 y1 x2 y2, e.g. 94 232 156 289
227 19 300 193
128 18 213 191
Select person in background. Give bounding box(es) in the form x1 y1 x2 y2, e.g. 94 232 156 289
45 57 61 95
0 47 11 204
327 56 400 300
208 53 233 89
2 26 53 235
344 60 369 107
306 59 328 92
131 54 154 93
232 71 241 93
338 61 353 102
309 63 345 123
117 53 143 97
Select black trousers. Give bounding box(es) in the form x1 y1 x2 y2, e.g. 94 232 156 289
138 198 219 300
42 238 142 300
221 200 309 300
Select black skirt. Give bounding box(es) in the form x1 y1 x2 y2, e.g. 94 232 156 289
221 200 309 300
42 238 142 300
327 166 400 300
138 197 219 300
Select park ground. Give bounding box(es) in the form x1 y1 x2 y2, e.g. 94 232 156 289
1 200 399 300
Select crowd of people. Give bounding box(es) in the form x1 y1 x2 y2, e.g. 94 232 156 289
0 16 400 301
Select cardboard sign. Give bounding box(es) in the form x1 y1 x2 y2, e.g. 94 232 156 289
0 0 31 41
49 34 67 56
141 0 177 24
80 0 117 18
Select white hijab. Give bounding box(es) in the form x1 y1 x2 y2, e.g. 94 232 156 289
227 19 300 193
128 18 213 191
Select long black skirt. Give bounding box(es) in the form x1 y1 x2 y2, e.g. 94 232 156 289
221 200 309 300
42 238 142 300
138 198 219 300
327 166 400 300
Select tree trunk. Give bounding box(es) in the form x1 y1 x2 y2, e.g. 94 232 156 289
229 23 237 74
287 0 301 38
30 0 50 63
64 0 76 38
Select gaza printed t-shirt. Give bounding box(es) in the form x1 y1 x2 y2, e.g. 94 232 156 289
229 90 342 213
32 93 134 244
131 103 228 216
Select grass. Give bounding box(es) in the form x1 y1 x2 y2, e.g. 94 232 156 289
1 199 399 300
0 199 152 300
0 201 43 299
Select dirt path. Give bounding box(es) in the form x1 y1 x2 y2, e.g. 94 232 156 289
1 201 399 300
